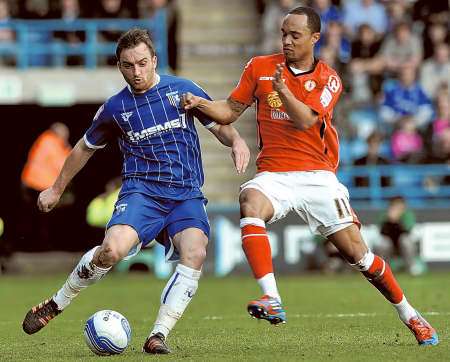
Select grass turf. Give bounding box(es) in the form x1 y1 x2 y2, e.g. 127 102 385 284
1 271 448 361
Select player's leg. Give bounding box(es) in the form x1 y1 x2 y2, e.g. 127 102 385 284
144 227 207 354
143 197 209 354
328 224 438 346
240 184 286 324
22 225 139 335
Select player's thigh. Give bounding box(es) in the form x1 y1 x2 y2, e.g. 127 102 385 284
294 171 359 236
106 192 167 254
164 198 210 265
240 172 293 223
172 227 208 257
239 188 274 221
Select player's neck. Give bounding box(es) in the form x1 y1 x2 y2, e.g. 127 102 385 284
287 57 315 72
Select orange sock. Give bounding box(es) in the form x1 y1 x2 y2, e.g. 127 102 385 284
241 222 273 279
363 255 404 304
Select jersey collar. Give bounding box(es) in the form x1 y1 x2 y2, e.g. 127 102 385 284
286 58 319 77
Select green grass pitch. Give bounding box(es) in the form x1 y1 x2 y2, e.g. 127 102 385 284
1 272 448 361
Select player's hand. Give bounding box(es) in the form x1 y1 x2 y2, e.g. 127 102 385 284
181 92 201 110
37 187 62 213
231 137 250 174
272 63 287 93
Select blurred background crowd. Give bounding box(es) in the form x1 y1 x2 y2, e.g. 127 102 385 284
1 0 448 170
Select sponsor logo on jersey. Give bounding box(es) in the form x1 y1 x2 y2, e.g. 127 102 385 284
304 79 316 92
327 75 340 93
259 76 274 81
127 114 187 142
166 91 181 109
320 87 333 107
121 111 133 123
267 91 283 108
271 109 290 120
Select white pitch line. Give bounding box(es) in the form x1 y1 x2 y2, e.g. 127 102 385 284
3 311 447 325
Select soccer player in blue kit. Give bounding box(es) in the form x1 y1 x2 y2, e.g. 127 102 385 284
22 28 250 354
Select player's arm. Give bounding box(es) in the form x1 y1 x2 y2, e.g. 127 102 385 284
208 124 250 174
38 138 96 212
273 63 319 130
181 94 248 125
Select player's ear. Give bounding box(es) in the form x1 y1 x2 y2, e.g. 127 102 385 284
311 32 320 46
153 55 158 70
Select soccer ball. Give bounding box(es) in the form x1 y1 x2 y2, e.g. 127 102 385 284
83 310 131 356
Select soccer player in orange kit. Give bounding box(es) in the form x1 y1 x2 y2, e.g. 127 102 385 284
181 6 438 345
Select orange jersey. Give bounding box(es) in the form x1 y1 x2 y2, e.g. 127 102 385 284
230 54 342 173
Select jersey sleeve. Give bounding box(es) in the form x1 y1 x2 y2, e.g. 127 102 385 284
83 102 116 149
188 81 217 129
229 58 257 106
303 73 342 118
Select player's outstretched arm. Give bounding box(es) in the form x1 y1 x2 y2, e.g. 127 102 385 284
273 63 319 130
37 138 96 212
181 93 248 125
208 124 250 174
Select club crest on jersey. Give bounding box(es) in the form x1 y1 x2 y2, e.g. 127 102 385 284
166 91 181 109
304 80 316 92
121 111 133 123
267 91 283 108
327 75 340 93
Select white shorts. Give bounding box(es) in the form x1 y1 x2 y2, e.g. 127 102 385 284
240 171 359 237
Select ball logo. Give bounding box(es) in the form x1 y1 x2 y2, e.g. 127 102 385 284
327 75 340 93
304 80 316 92
267 91 282 108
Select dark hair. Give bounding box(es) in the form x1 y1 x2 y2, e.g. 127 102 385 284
288 6 321 34
116 28 156 60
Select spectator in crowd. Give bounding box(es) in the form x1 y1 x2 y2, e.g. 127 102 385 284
412 0 449 28
422 22 449 60
348 23 383 102
86 177 121 229
385 0 412 31
310 0 341 32
432 91 450 138
375 196 423 275
420 43 450 100
379 65 433 130
0 0 15 66
342 0 388 38
378 21 423 75
353 131 391 187
20 122 72 250
315 20 351 64
260 0 305 54
391 116 424 163
53 0 84 66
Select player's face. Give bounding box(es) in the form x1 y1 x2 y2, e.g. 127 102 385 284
118 42 157 93
281 14 320 64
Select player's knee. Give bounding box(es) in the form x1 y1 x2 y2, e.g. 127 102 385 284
239 193 259 217
180 244 207 268
94 244 124 267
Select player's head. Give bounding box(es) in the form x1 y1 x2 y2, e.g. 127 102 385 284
281 6 321 64
116 28 158 93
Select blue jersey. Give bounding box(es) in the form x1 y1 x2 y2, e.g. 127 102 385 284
84 74 216 200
